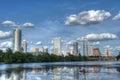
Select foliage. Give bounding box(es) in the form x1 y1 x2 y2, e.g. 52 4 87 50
116 52 120 61
0 48 89 63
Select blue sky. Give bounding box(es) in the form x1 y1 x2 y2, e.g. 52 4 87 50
0 0 120 55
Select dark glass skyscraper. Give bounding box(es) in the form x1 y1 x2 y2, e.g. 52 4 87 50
73 41 79 56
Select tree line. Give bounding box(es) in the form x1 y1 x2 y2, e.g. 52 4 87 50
0 48 119 64
0 48 88 64
116 52 120 61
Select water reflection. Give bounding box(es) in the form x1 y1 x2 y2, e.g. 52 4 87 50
0 62 120 80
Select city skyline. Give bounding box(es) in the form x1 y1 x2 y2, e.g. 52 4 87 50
0 0 120 55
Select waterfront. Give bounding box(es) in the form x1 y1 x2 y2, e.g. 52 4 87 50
0 61 120 80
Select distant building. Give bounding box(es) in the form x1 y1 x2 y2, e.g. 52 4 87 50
13 28 22 52
31 48 39 55
41 47 48 53
53 37 61 55
73 41 79 56
93 48 101 56
90 45 93 56
104 48 112 57
22 40 27 53
83 38 88 56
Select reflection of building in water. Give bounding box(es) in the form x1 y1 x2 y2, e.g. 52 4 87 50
53 67 62 80
73 67 79 80
116 67 120 72
90 66 101 73
11 71 21 80
53 67 80 80
25 67 80 80
21 70 27 80
5 69 27 80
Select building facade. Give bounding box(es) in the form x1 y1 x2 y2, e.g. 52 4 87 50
22 40 27 53
73 41 79 56
90 45 93 56
93 48 101 56
13 28 22 52
83 38 88 56
53 37 61 55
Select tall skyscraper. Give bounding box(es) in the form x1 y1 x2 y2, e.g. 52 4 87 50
13 28 22 52
22 40 27 53
53 37 61 55
73 41 79 56
83 38 88 56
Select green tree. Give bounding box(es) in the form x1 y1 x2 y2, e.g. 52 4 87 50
4 48 13 63
0 50 4 62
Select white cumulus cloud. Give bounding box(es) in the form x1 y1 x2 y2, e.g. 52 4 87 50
0 41 12 51
2 20 17 27
23 22 34 28
112 12 120 20
85 33 117 41
65 10 111 26
0 41 12 48
66 40 77 45
0 31 12 39
35 41 42 45
92 41 100 45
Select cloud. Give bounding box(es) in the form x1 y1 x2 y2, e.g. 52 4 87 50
0 41 12 51
0 41 12 48
35 41 42 45
2 20 34 28
0 31 12 39
104 45 110 49
92 41 100 45
2 20 17 27
65 10 111 26
66 40 77 45
112 12 120 20
85 33 117 41
114 46 120 51
66 41 73 45
23 22 34 28
43 46 48 49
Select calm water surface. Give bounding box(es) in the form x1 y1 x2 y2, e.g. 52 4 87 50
0 61 120 80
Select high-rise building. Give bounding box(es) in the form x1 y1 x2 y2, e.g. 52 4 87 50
83 38 88 56
53 37 61 55
73 41 79 56
41 46 48 53
22 40 27 53
90 45 93 56
13 28 22 52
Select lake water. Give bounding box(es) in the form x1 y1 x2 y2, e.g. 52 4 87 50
0 61 120 80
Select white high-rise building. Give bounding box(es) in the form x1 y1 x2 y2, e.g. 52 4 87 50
13 28 22 52
53 37 61 55
83 38 88 56
22 40 27 53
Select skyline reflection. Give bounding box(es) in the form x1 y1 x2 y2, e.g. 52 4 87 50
0 62 119 80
